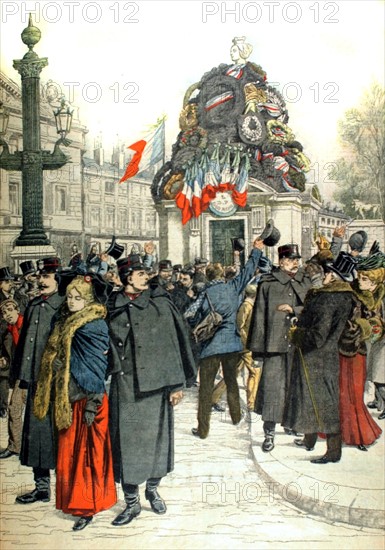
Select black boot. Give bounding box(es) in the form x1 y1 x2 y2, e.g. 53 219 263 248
262 421 275 453
311 433 341 464
73 516 93 531
294 432 317 451
145 477 167 514
112 484 141 526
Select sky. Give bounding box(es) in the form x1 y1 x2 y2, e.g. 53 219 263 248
1 0 384 200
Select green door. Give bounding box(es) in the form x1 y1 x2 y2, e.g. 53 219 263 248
210 219 245 266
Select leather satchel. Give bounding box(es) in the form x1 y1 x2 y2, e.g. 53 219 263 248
192 292 223 344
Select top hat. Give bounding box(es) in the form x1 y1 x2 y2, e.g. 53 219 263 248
36 257 61 274
348 231 367 253
20 260 36 277
194 257 208 267
278 244 301 260
258 219 281 247
0 267 14 281
117 254 145 277
158 259 173 272
325 251 358 282
231 238 245 252
105 236 125 260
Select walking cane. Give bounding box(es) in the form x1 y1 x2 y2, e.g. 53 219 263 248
290 317 324 432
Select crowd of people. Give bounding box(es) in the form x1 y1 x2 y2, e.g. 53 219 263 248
0 225 384 530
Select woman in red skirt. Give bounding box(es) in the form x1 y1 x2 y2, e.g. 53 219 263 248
34 272 117 530
339 266 384 451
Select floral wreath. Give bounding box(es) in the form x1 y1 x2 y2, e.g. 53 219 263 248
179 127 208 150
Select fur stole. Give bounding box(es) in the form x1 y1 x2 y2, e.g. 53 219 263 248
33 303 106 431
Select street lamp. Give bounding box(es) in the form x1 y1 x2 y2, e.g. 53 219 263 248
54 97 73 141
0 14 71 248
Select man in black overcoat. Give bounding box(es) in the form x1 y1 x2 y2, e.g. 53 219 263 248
107 254 196 526
13 258 64 504
248 244 311 452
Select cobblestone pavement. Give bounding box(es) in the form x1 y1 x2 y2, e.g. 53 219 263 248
0 384 384 550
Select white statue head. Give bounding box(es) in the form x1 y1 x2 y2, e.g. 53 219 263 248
230 36 253 64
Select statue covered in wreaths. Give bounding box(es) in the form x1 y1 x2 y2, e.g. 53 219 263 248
152 37 311 221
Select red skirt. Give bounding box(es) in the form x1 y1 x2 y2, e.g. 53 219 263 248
339 354 382 446
56 393 117 516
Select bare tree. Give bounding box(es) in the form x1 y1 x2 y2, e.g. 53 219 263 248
332 82 385 221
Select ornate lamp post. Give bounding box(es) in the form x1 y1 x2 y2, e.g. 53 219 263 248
0 15 72 251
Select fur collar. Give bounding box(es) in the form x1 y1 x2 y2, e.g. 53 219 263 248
308 280 353 296
34 303 106 430
351 279 385 311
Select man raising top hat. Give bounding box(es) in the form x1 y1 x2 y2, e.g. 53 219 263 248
248 244 312 452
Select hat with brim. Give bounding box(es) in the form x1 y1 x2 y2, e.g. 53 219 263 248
36 257 61 274
194 257 208 267
158 260 173 272
258 219 281 247
117 254 146 280
325 251 358 282
0 267 14 281
278 244 301 260
56 268 113 304
105 236 125 260
20 260 36 276
348 231 368 253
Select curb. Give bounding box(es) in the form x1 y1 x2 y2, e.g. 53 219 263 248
249 419 385 530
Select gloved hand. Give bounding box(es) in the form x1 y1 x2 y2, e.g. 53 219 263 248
83 410 96 427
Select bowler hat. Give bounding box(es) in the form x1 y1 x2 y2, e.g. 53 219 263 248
348 231 367 253
117 254 145 277
20 260 36 277
231 238 245 252
258 219 281 247
105 236 125 260
36 257 61 274
278 244 301 260
158 260 173 271
325 251 357 282
0 267 14 281
173 264 183 273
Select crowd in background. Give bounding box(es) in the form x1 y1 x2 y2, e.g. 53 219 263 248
0 223 384 530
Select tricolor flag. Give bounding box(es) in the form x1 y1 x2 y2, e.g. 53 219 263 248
119 117 165 183
119 140 147 183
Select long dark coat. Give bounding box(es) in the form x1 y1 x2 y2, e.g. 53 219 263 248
107 286 196 485
248 267 311 356
283 281 353 434
14 292 64 469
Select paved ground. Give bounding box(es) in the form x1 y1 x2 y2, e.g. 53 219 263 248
0 382 384 550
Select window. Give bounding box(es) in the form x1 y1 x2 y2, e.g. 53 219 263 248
105 180 114 194
131 209 141 232
327 218 331 225
145 211 156 232
321 217 325 224
90 206 100 228
9 182 20 215
119 209 128 231
55 187 67 213
106 206 115 229
252 208 262 229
